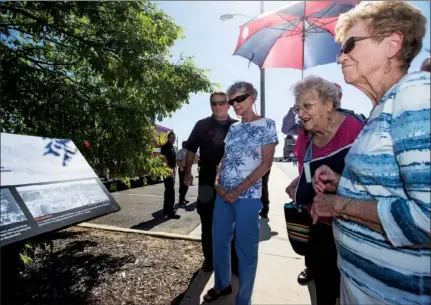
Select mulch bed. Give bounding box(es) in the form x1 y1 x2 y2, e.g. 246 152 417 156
2 227 203 305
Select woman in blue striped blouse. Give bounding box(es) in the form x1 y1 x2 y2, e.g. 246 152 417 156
311 2 430 305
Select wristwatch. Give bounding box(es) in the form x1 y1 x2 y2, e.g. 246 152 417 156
340 198 353 220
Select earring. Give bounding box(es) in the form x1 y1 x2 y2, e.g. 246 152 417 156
384 59 392 74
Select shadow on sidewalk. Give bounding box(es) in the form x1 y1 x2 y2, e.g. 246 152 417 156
172 269 239 305
175 201 198 212
130 210 168 231
130 201 198 231
259 218 279 241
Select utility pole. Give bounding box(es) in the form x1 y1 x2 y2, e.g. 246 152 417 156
260 0 265 117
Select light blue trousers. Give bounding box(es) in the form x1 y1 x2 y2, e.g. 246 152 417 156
212 194 262 305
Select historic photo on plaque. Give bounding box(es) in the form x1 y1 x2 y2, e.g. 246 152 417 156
0 188 27 227
17 180 110 219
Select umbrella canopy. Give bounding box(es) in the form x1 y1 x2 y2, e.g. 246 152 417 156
234 1 360 70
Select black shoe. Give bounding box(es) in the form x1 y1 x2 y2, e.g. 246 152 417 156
202 261 214 272
179 202 187 206
297 268 313 286
166 213 181 219
259 211 268 219
203 285 232 303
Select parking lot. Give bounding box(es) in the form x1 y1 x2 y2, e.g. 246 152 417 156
90 166 201 235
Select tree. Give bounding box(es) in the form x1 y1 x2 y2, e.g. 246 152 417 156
0 1 214 179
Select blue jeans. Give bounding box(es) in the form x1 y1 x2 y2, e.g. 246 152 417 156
212 194 262 305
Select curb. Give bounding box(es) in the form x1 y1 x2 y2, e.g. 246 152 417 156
77 222 201 242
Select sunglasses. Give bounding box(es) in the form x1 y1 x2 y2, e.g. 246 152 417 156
228 94 250 106
337 36 385 63
211 101 228 106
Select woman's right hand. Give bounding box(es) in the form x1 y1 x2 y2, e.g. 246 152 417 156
313 165 340 193
214 180 228 200
286 176 299 201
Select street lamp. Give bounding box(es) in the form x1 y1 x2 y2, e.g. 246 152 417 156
219 13 255 21
220 1 266 117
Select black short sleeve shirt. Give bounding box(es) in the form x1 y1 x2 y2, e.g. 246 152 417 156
186 116 237 184
161 143 176 169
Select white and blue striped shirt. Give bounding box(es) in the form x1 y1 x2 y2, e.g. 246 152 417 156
335 71 430 305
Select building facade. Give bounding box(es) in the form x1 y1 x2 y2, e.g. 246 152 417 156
283 135 296 159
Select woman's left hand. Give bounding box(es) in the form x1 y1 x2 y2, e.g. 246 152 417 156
312 165 340 193
311 193 343 224
225 187 242 204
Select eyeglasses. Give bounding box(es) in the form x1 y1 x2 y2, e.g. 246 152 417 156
293 100 321 114
228 94 249 106
336 36 385 64
211 101 228 106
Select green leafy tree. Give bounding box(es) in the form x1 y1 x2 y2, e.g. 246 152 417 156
157 131 169 147
0 1 213 179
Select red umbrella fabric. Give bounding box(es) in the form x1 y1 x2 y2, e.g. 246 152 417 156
233 1 360 70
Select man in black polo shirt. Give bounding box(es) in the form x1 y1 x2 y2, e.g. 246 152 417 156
160 132 180 219
184 91 238 273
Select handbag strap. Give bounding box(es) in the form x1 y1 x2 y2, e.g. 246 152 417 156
304 134 313 163
294 135 313 212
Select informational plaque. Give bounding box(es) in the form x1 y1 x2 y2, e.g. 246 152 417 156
0 133 120 247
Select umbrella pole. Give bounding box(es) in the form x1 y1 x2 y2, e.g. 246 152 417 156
260 0 265 117
301 34 305 80
301 3 306 80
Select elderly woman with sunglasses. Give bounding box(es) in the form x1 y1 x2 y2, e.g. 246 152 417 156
203 82 278 305
285 76 364 305
311 2 430 305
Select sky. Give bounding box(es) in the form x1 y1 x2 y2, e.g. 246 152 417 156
155 1 431 157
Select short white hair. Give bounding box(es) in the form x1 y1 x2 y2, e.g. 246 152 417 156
291 75 341 109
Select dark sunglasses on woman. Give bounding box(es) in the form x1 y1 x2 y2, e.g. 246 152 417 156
228 94 249 106
337 36 385 63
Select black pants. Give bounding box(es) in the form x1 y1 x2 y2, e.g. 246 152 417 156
163 175 175 215
178 169 189 203
305 221 340 305
197 195 238 273
260 170 271 215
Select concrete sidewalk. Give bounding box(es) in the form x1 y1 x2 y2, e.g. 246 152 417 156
181 163 314 305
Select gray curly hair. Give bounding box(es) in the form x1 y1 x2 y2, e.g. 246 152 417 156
226 81 258 100
291 75 341 109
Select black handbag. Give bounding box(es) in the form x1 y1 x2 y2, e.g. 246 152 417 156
283 131 314 257
284 201 311 256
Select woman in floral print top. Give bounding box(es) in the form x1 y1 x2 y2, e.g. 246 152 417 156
203 81 278 305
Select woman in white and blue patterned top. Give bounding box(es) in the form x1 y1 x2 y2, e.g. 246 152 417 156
203 82 278 305
311 2 430 305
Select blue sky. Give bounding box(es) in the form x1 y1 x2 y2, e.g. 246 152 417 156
156 1 430 157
